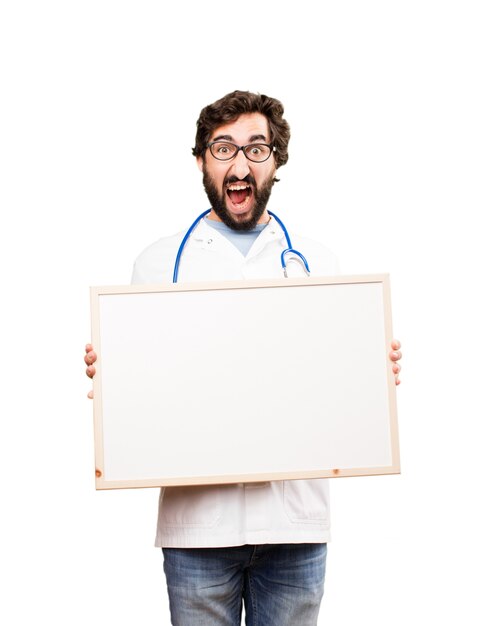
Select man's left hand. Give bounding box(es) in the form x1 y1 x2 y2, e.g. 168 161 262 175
389 340 402 385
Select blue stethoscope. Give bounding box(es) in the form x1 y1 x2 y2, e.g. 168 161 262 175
172 210 310 283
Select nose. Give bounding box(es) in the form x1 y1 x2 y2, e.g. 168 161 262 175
229 148 251 179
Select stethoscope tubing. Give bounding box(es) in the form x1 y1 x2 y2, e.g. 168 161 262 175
172 210 310 283
172 209 211 284
267 210 311 278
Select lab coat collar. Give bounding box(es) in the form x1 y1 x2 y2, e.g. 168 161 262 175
187 213 286 259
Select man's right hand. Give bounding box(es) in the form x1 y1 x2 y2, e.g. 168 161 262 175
84 343 97 399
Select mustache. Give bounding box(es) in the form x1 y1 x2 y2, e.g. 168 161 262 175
224 174 256 188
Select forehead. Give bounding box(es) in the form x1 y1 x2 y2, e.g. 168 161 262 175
210 112 270 143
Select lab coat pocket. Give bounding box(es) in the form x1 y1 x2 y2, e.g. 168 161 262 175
159 486 221 528
283 480 329 524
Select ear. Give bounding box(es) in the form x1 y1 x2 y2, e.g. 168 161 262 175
196 156 204 173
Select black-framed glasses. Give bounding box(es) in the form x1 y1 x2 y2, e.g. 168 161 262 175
207 141 276 163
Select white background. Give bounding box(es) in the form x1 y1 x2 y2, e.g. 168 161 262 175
1 1 478 624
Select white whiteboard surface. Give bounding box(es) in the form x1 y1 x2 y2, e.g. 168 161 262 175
91 275 399 489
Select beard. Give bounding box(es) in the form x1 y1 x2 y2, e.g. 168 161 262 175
202 169 276 232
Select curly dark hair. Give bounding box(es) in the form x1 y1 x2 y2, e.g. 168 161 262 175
192 90 291 169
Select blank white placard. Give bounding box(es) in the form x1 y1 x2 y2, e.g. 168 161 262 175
91 275 399 489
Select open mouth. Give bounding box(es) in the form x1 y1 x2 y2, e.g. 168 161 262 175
226 182 253 210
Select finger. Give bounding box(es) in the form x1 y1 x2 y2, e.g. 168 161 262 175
395 378 401 386
392 363 401 374
391 339 401 351
86 365 96 378
389 350 402 362
87 389 94 399
84 351 97 365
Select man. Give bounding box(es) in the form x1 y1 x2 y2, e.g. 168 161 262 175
85 90 402 625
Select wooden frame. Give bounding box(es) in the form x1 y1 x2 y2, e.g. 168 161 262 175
91 275 400 490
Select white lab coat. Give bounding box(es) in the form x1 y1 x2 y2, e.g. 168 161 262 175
132 216 339 547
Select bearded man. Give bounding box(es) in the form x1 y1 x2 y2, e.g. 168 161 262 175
85 90 402 625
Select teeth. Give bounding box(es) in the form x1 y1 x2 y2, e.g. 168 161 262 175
227 184 249 191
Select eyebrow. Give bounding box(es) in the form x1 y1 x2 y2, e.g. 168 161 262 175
211 133 269 143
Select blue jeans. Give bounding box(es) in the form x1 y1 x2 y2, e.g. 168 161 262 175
163 543 327 626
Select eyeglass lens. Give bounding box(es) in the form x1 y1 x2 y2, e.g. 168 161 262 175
209 142 272 162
